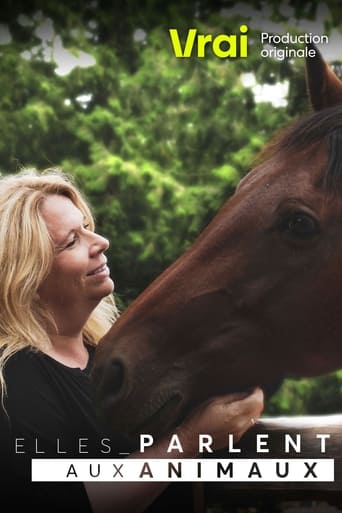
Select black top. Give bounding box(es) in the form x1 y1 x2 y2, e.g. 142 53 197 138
0 346 193 513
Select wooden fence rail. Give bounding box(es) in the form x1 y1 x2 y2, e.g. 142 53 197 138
204 414 342 510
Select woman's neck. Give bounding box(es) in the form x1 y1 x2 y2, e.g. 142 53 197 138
46 333 90 370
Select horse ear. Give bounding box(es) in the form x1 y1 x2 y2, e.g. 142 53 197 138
305 42 342 110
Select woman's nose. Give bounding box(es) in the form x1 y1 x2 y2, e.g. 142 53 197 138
90 233 110 255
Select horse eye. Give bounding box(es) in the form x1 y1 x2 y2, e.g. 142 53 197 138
279 212 320 240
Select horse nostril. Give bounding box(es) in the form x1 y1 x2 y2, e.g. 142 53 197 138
108 359 125 396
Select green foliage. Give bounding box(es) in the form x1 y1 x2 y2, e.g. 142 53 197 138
1 1 342 414
266 372 342 416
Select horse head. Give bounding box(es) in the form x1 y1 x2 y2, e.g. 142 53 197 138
92 46 342 439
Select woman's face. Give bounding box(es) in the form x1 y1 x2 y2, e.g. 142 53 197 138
38 194 114 319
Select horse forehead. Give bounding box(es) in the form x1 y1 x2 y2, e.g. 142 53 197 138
236 161 309 199
235 161 342 224
237 144 328 192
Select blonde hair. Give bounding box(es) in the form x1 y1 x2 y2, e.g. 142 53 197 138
0 168 119 398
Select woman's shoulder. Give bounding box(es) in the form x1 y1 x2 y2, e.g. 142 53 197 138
2 346 91 436
4 343 95 379
3 344 97 412
3 348 52 404
4 347 45 378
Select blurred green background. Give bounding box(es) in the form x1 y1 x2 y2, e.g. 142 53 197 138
1 0 342 416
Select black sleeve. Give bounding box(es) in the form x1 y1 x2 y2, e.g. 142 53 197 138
1 349 193 513
1 352 93 513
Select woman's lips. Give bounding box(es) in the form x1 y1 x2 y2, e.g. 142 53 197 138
87 263 109 277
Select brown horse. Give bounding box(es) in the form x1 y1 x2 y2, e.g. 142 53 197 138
92 45 342 439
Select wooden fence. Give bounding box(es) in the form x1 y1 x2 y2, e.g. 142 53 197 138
204 414 342 510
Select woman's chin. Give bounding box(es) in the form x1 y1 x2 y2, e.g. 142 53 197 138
89 277 115 300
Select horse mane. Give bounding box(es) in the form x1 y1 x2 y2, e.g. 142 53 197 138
254 105 342 190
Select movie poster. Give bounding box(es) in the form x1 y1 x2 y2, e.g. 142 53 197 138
1 1 342 512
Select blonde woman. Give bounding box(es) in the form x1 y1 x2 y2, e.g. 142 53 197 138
0 168 263 513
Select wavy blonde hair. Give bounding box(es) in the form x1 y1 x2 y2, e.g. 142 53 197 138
0 168 119 398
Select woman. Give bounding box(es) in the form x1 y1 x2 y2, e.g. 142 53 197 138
0 168 263 513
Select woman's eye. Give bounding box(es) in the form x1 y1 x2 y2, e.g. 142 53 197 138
279 212 320 240
65 235 78 248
